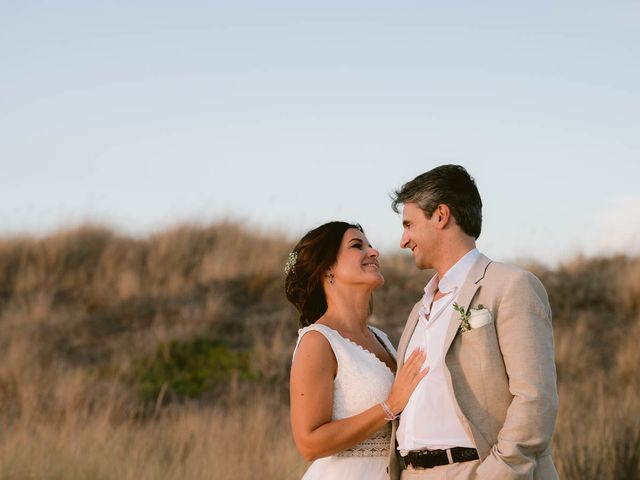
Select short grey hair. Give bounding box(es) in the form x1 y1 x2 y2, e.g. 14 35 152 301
391 164 483 239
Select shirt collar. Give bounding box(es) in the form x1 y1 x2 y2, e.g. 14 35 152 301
423 273 439 298
421 248 481 302
438 248 480 294
419 248 480 323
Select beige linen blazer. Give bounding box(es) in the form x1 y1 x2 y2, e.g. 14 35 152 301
388 254 559 480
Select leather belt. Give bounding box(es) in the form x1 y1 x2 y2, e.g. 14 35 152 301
400 447 479 469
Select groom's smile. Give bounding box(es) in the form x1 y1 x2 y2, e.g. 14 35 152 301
400 202 439 270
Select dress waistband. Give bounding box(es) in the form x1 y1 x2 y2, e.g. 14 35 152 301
335 425 391 457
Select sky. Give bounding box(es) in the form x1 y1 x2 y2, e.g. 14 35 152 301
1 1 639 266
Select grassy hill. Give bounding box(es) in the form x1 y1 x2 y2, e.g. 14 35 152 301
0 223 638 479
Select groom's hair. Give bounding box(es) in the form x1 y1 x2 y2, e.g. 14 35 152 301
391 164 483 239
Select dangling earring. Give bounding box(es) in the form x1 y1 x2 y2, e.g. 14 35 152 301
328 272 335 284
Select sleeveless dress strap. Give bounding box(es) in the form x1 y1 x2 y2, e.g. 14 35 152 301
293 324 349 375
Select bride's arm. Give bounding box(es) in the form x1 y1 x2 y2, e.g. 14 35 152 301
290 331 426 461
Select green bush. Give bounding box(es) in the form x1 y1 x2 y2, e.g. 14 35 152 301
133 339 255 404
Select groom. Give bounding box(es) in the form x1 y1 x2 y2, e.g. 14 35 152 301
387 165 558 480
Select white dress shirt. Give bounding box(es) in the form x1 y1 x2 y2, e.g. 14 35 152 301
396 248 480 453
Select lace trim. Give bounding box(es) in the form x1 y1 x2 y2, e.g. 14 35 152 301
334 424 391 457
330 325 396 375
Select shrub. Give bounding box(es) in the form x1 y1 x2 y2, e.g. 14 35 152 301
133 339 255 405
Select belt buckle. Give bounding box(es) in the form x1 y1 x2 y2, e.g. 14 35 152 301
445 447 454 464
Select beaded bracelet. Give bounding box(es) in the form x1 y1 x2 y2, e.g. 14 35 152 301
380 401 398 421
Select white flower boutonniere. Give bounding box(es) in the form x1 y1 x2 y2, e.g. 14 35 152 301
453 303 492 334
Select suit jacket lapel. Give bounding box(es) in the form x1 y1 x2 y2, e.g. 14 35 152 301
442 253 492 354
396 300 423 369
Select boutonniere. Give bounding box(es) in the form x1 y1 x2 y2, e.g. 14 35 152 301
453 303 492 333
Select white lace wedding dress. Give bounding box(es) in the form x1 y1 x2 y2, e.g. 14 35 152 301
293 323 396 480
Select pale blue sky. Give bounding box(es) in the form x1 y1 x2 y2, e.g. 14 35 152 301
1 1 639 265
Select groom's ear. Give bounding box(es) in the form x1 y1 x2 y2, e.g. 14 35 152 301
434 204 452 228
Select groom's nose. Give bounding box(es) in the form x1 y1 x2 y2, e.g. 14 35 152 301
400 231 410 249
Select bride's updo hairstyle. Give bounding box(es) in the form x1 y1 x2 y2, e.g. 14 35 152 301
285 221 363 327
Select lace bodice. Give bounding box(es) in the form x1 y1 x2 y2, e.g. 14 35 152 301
293 324 397 457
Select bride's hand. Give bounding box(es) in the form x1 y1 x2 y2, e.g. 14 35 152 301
385 348 428 416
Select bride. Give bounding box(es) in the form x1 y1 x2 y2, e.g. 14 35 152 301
285 221 428 479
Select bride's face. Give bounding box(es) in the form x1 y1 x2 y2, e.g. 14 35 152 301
329 228 384 289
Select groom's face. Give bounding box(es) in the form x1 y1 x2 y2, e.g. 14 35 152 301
400 202 439 270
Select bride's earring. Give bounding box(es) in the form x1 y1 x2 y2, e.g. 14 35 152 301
328 272 335 284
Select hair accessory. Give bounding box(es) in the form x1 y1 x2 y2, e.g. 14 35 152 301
284 251 298 275
380 401 397 421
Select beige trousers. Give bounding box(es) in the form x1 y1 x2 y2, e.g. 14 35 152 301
400 460 480 480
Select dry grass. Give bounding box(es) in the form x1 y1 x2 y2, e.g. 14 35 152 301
0 389 305 480
0 223 638 479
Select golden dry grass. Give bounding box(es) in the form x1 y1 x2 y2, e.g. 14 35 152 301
0 223 638 479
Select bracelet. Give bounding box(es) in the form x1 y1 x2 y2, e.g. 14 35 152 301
380 401 398 421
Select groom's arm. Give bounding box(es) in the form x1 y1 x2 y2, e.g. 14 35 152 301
476 270 558 480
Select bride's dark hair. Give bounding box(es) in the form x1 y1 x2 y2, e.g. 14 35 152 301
285 221 363 327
